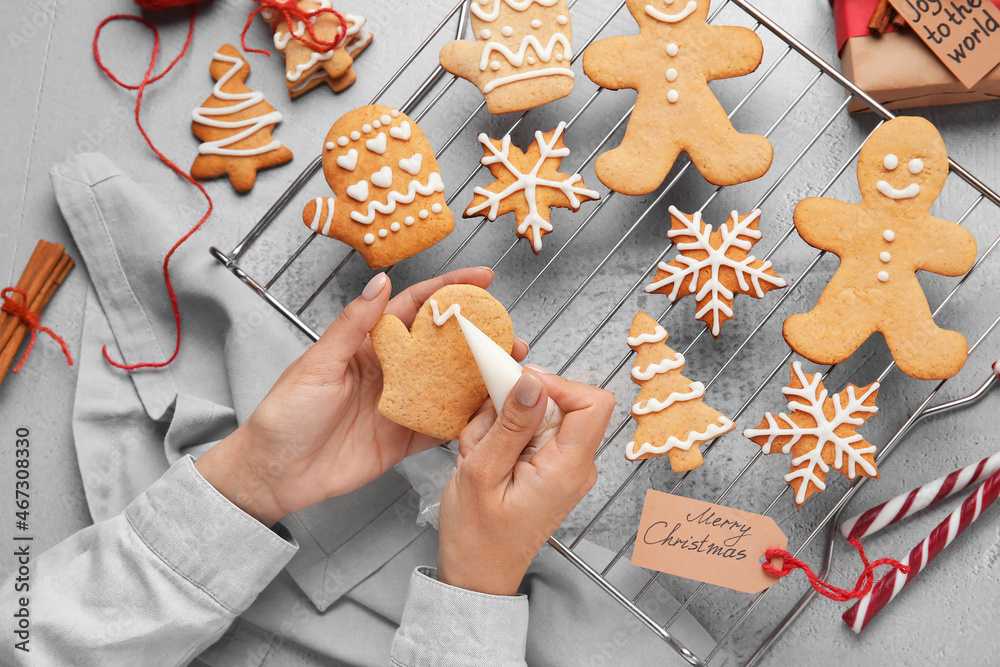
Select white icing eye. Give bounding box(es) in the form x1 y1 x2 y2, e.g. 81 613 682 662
909 158 924 174
883 154 899 170
501 26 514 37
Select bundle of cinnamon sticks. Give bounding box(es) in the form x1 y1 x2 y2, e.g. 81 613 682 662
0 240 75 387
868 0 909 35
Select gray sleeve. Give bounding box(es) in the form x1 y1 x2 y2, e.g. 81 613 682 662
1 456 297 667
391 567 529 667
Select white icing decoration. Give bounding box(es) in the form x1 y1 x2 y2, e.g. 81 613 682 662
491 61 502 71
390 222 401 232
378 228 389 238
645 208 787 337
878 271 890 282
337 137 349 147
192 51 284 157
351 131 361 141
557 14 568 24
666 68 678 82
633 381 706 415
481 29 493 39
325 141 336 150
530 19 542 28
666 43 679 56
880 251 891 263
632 352 685 380
555 54 564 61
364 233 375 245
366 133 388 155
278 11 365 81
389 122 412 141
432 203 443 214
909 158 924 174
390 109 400 117
380 115 391 125
502 26 515 36
419 209 430 219
346 180 369 201
667 89 679 103
372 120 382 129
350 173 446 224
399 153 423 175
429 299 461 325
627 324 668 347
363 124 373 133
626 416 734 460
527 56 537 65
645 0 698 23
884 229 895 242
405 216 415 226
336 149 359 171
743 363 880 505
479 33 572 71
471 0 560 22
481 68 575 94
883 154 899 170
309 197 336 236
466 122 600 253
876 180 920 200
371 166 394 188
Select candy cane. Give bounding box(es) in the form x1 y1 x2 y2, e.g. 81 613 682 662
842 468 1000 634
840 450 1000 541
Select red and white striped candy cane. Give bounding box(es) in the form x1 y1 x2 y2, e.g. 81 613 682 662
842 468 1000 634
840 450 1000 541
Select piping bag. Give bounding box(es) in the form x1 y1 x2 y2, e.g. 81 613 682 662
396 314 564 528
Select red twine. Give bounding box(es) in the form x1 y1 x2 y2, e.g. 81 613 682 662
1 288 74 373
93 9 213 371
762 538 910 602
241 0 347 57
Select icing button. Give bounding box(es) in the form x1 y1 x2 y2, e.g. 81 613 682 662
883 229 895 242
667 43 679 56
667 89 680 103
880 251 891 263
878 271 890 283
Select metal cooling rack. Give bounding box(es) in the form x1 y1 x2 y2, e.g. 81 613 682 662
210 1 1000 664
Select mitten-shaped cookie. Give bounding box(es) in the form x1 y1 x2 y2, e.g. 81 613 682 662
440 0 574 114
583 0 772 195
371 285 515 440
191 45 293 193
302 105 455 270
783 117 978 381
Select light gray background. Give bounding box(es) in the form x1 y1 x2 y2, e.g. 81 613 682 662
2 0 998 664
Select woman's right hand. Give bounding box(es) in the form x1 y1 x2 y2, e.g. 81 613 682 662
436 368 615 596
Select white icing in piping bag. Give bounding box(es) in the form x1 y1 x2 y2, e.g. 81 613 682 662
455 313 563 462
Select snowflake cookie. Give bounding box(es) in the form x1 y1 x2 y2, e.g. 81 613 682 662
465 122 600 253
645 207 786 337
744 362 881 507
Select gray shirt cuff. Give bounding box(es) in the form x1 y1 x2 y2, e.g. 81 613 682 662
125 455 298 614
391 567 529 667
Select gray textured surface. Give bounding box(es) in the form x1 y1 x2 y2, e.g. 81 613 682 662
1 0 999 665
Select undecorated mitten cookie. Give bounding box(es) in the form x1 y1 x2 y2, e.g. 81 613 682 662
371 285 515 440
783 116 978 381
582 0 772 195
302 105 454 270
440 0 575 114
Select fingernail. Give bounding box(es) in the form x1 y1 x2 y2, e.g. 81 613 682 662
524 364 548 375
516 337 530 353
362 273 388 301
514 371 543 407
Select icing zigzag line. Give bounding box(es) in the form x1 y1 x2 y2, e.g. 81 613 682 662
472 0 561 22
350 172 445 224
480 33 572 69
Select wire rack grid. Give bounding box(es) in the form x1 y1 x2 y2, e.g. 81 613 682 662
210 1 1000 664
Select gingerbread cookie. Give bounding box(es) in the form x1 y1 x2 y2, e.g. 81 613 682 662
371 285 515 440
465 122 600 253
744 362 880 507
783 117 978 381
626 312 735 472
191 45 293 193
440 0 574 114
263 1 372 98
302 105 454 270
582 0 772 195
645 207 786 337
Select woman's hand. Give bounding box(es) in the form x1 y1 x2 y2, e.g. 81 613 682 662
437 369 615 596
195 268 528 527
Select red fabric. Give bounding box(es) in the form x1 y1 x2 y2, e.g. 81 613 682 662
1 287 74 373
93 10 213 371
241 0 347 57
832 0 1000 53
762 538 910 602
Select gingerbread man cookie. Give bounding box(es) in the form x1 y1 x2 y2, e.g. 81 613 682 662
440 0 574 114
371 285 515 440
783 117 978 381
191 45 293 193
303 105 455 270
582 0 772 195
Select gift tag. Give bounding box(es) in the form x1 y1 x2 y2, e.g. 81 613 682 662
630 489 787 594
889 0 1000 88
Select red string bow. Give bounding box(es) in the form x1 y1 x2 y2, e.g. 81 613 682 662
241 0 348 57
762 538 910 602
1 287 74 373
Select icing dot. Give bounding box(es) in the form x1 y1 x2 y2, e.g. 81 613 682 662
502 26 514 37
381 115 391 125
883 154 899 170
481 29 492 39
337 137 349 147
557 14 569 24
405 216 415 226
378 229 389 238
391 109 400 117
372 120 381 129
351 131 361 141
491 61 502 71
555 53 564 61
364 233 375 245
883 229 895 242
666 68 678 82
531 19 542 28
667 89 680 103
527 56 536 65
432 203 443 214
666 43 679 56
390 222 401 232
878 271 890 283
419 210 429 219
362 124 372 133
325 141 336 150
909 158 924 174
880 251 891 263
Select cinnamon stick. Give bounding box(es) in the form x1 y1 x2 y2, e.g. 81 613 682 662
0 241 65 352
0 240 51 335
892 11 908 30
868 0 894 35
